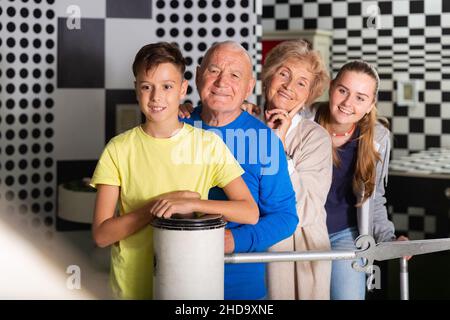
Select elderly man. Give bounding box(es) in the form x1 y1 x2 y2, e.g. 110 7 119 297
182 41 298 300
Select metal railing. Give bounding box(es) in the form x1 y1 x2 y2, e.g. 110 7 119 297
225 235 450 300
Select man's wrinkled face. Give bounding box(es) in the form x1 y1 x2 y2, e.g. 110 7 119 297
196 46 255 113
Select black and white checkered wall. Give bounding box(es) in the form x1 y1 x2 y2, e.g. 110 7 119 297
262 0 450 159
1 0 262 231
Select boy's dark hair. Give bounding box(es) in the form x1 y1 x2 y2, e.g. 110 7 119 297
132 42 186 77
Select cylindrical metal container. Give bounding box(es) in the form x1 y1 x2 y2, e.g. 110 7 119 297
152 214 226 300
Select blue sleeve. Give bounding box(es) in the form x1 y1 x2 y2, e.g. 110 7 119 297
231 133 298 253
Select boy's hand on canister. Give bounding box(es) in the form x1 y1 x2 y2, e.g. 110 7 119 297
150 198 196 219
178 102 194 119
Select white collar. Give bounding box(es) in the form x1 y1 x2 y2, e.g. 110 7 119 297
287 112 302 138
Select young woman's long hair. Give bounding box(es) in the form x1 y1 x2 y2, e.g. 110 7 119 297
316 60 382 205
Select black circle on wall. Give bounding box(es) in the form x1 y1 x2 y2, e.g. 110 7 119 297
31 173 40 184
32 128 41 139
33 54 41 63
184 42 193 51
20 7 29 17
32 158 41 169
32 114 41 124
226 28 235 37
33 39 41 48
44 172 53 182
46 24 54 34
18 144 28 155
20 53 29 63
184 28 193 37
226 0 235 8
46 54 54 64
32 84 41 93
240 28 249 37
45 128 54 138
6 145 15 155
241 13 249 22
20 23 28 32
226 13 235 22
6 83 15 93
170 14 179 23
198 28 207 37
45 98 54 108
198 13 207 23
156 14 165 23
185 57 192 66
7 22 16 32
19 129 28 139
19 174 28 184
7 37 16 47
18 190 28 200
241 0 249 7
156 28 165 37
45 143 54 153
6 130 15 140
198 0 207 8
44 157 53 167
7 6 16 17
46 39 54 49
156 0 165 8
19 99 28 109
33 98 41 108
212 28 221 37
5 176 14 186
32 188 41 199
20 68 28 78
32 143 41 154
44 202 53 212
20 38 29 48
44 187 53 197
198 42 207 51
184 71 193 80
184 0 193 8
212 13 221 22
45 69 54 79
33 9 42 19
212 0 221 8
19 83 28 94
7 53 15 63
6 68 15 78
45 113 54 123
184 13 193 23
19 114 28 123
170 28 179 37
6 99 15 109
6 114 15 125
33 69 41 78
46 9 54 19
33 23 42 33
170 0 179 9
31 203 40 213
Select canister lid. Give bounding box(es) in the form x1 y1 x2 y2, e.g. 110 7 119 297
151 214 227 231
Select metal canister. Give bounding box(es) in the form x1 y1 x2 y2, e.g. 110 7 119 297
152 214 226 299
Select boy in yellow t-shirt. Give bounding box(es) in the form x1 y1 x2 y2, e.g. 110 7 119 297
90 42 258 299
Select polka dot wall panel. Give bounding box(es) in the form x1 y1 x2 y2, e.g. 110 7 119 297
262 0 450 159
1 0 262 231
0 0 56 237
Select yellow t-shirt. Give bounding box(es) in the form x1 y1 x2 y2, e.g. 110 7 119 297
90 123 244 299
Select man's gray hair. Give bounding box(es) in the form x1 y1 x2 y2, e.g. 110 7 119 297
199 41 253 71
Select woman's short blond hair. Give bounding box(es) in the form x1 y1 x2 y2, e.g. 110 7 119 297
261 39 330 106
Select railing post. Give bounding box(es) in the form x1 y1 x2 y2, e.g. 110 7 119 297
399 257 409 300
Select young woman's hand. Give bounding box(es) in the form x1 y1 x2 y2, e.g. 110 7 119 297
241 101 261 116
396 235 413 261
149 198 198 219
178 102 194 119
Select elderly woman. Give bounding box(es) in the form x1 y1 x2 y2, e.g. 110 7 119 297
261 40 332 300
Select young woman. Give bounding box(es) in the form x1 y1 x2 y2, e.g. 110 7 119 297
314 60 408 300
